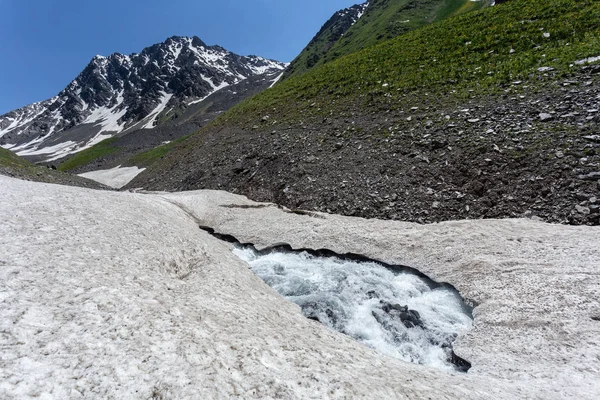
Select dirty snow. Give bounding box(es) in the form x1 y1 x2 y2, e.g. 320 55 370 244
77 165 146 189
1 176 599 399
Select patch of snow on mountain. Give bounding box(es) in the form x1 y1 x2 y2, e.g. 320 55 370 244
0 101 51 138
170 41 183 61
83 92 128 134
8 134 47 153
15 140 78 159
44 132 112 162
245 57 288 75
356 3 369 21
141 91 173 129
0 115 27 138
79 98 89 112
78 165 146 188
269 72 284 88
201 75 228 92
187 76 231 106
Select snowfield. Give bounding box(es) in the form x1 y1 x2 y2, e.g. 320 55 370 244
1 175 599 399
77 165 146 189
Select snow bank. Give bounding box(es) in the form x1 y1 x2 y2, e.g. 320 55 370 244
1 175 599 399
77 165 146 189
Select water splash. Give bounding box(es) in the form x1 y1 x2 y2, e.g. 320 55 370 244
233 245 473 372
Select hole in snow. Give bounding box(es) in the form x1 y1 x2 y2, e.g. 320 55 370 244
200 227 473 372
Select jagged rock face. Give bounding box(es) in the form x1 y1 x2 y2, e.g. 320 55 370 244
283 2 368 79
0 36 286 162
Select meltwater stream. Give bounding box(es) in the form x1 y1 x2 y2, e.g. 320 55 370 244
231 244 474 373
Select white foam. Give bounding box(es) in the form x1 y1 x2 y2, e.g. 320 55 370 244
233 247 473 371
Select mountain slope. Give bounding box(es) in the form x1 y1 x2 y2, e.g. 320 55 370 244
130 0 600 226
0 36 286 163
0 146 108 189
283 2 369 79
56 71 282 174
284 0 490 79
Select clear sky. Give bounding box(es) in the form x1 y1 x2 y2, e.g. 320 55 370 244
0 0 357 115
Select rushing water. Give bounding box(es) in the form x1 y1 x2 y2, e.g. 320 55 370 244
233 245 473 372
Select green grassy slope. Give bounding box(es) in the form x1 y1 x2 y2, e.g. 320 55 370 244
0 146 109 188
126 134 193 167
57 134 195 172
284 0 490 79
222 0 600 126
0 146 38 171
58 138 121 172
282 2 368 79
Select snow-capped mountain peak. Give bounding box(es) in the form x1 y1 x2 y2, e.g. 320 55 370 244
0 36 287 162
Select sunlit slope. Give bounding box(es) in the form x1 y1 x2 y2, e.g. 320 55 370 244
227 0 599 125
284 0 490 79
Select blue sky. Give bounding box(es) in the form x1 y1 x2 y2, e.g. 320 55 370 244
0 0 357 114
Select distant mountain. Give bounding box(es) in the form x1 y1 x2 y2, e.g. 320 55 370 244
284 0 491 79
283 2 369 79
0 36 286 162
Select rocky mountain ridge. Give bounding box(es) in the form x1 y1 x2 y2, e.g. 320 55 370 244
284 0 491 79
0 36 286 162
282 2 369 78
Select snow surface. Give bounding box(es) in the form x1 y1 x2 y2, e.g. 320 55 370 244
269 72 284 88
187 79 229 106
141 91 173 130
13 140 78 160
1 176 599 399
82 91 128 134
77 165 146 189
